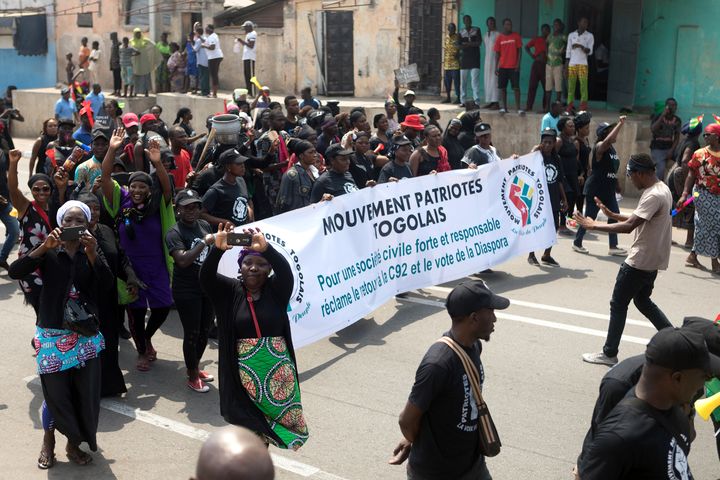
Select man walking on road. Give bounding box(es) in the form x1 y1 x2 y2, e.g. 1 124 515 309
390 280 509 479
575 153 674 365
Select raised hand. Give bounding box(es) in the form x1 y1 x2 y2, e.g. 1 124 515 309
145 138 162 165
214 222 234 250
109 127 126 150
242 227 268 253
8 149 22 164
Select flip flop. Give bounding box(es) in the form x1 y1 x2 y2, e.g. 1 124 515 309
37 450 56 469
66 448 92 466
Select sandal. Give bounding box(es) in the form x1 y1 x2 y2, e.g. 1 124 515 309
685 256 703 269
37 450 56 469
66 446 92 465
136 355 150 372
145 341 157 362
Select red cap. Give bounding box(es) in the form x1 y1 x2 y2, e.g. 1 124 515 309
121 112 139 128
705 123 720 136
400 114 424 131
140 113 157 125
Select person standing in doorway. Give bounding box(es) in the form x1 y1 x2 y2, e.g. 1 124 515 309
202 25 223 99
458 15 482 109
236 21 257 97
389 280 508 479
649 98 681 181
525 24 550 113
494 18 523 115
482 17 500 110
576 153 673 366
545 19 566 109
194 26 210 97
565 17 594 113
442 23 460 104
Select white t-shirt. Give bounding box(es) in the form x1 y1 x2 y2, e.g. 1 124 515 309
566 30 594 66
625 181 673 271
88 49 101 71
205 33 223 60
243 30 257 61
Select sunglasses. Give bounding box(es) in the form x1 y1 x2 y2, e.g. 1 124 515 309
32 186 51 193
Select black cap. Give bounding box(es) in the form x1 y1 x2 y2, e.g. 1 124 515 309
574 111 592 128
91 128 110 141
61 86 70 95
445 280 510 317
645 327 720 374
392 135 412 147
596 122 616 137
682 316 720 356
58 117 75 127
474 122 492 135
325 144 353 159
175 189 203 206
218 148 247 166
541 128 557 139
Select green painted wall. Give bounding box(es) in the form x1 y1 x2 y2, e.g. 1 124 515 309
634 0 720 121
457 0 567 108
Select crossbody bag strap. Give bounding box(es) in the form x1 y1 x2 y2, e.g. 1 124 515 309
246 291 262 338
622 397 690 452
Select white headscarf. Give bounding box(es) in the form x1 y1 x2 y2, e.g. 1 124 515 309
56 200 92 226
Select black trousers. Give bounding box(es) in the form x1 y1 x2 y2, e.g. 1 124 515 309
174 293 215 371
112 68 121 91
244 59 255 96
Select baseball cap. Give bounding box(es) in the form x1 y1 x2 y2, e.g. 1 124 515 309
541 127 558 139
218 148 247 166
596 122 616 137
242 20 253 28
121 112 140 128
645 327 720 374
474 122 492 136
133 27 142 33
140 113 157 125
61 86 70 95
445 280 510 317
91 128 110 141
574 111 592 128
175 189 203 206
682 316 720 356
57 117 75 127
325 144 353 159
404 89 416 97
392 135 412 147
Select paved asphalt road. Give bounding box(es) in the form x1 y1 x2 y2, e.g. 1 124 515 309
1 137 718 479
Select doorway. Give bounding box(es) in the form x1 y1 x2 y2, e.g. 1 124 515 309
567 0 612 102
181 12 202 38
323 10 354 96
408 0 443 95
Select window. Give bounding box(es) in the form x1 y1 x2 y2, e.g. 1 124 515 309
125 0 149 26
0 17 14 49
494 0 539 38
77 13 93 28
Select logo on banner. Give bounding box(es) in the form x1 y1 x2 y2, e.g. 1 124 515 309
501 164 545 231
261 233 311 324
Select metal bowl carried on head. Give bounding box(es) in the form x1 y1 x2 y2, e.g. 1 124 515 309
212 114 241 145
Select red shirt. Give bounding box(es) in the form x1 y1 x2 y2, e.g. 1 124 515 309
170 149 193 189
526 36 547 59
494 32 523 69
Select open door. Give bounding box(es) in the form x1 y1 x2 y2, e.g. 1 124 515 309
607 0 642 107
323 11 354 96
408 0 443 95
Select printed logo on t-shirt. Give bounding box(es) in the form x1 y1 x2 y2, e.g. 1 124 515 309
190 238 209 265
545 163 559 184
666 438 690 480
343 182 359 195
232 196 249 224
456 373 479 433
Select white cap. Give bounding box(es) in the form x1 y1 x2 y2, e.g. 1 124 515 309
404 89 416 97
242 20 254 28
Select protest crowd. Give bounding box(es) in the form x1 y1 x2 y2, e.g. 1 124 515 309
0 11 719 480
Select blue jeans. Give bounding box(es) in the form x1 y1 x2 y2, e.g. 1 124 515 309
0 202 19 262
460 68 481 104
574 189 619 248
444 69 460 100
604 263 671 357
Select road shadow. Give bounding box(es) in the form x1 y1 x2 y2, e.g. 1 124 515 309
46 446 118 479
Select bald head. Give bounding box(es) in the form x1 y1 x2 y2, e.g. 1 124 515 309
192 426 274 480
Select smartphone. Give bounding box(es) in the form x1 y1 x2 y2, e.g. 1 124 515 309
59 226 86 241
226 232 253 247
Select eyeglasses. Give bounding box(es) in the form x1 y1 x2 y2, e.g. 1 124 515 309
31 186 51 193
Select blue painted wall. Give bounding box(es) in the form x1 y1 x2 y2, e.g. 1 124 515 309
0 43 57 90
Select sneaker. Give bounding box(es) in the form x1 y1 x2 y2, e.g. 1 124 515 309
582 352 618 366
499 108 508 114
608 247 627 256
518 109 526 116
198 370 214 382
527 254 540 266
572 244 589 254
188 378 209 393
541 255 559 267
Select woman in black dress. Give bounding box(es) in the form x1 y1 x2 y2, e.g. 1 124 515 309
556 117 578 235
200 225 308 449
574 111 593 215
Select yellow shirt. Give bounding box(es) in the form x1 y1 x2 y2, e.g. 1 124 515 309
444 34 460 71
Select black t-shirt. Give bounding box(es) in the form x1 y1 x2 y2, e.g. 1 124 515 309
543 151 566 212
583 144 620 197
459 27 481 69
202 177 250 226
578 355 644 467
309 170 358 203
578 388 693 480
349 152 374 188
0 150 9 198
408 331 484 478
377 160 413 183
165 220 213 296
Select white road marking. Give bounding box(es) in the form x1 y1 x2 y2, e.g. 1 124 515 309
400 296 650 346
424 285 654 328
24 376 348 479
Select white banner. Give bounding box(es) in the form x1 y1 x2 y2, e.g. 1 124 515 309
218 152 556 348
